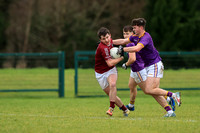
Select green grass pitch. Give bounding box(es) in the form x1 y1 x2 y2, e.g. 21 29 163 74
0 68 199 133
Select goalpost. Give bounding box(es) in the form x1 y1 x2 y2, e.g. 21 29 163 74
0 51 65 97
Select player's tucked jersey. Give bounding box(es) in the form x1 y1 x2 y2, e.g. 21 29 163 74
126 43 145 72
129 31 161 67
95 40 114 74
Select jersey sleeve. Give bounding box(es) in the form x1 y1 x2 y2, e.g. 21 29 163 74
126 43 135 47
138 34 149 47
128 35 139 43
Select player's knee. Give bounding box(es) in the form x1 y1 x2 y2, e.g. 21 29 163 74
128 82 132 88
130 87 137 94
130 88 134 93
129 83 133 89
109 82 116 88
129 83 136 91
143 88 152 95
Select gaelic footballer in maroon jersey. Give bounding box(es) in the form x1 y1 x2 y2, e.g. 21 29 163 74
95 27 130 116
95 38 114 74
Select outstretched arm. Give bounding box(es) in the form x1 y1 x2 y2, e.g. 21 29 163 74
113 38 130 45
123 43 144 52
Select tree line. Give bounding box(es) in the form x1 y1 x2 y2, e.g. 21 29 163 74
0 0 200 68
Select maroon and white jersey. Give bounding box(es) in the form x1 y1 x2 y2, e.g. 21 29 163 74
95 40 114 74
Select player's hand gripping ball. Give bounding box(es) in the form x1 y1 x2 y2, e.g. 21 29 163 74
117 45 124 57
110 47 121 59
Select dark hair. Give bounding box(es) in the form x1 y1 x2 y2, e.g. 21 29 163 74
97 27 110 39
123 25 133 32
131 18 146 28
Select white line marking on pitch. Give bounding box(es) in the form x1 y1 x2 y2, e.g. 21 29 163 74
0 113 198 123
87 116 198 123
0 113 68 118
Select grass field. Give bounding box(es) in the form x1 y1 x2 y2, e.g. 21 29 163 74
77 68 200 97
0 68 200 133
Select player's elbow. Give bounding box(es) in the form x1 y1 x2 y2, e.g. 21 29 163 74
134 48 140 52
107 63 114 67
134 44 143 52
129 58 136 64
132 57 136 62
106 61 114 67
128 55 136 63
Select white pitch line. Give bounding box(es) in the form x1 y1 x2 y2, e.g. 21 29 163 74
87 116 143 121
86 116 198 123
0 113 198 123
0 113 69 118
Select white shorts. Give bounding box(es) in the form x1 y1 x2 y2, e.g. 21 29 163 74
145 61 164 78
95 67 117 90
130 68 147 83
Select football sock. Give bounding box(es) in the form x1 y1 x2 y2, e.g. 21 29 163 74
164 105 172 112
172 93 176 98
130 101 135 105
120 105 127 111
167 110 173 114
110 101 115 109
166 91 173 97
166 97 170 102
128 103 134 108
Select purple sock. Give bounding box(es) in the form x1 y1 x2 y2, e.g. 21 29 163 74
167 91 173 97
164 105 172 111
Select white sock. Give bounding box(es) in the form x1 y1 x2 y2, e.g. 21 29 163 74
128 103 134 108
172 93 176 98
166 97 170 102
168 110 173 114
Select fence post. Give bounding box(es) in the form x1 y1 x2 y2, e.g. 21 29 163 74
74 52 78 96
58 51 65 97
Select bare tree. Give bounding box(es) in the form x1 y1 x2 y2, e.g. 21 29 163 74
3 0 146 68
4 0 34 68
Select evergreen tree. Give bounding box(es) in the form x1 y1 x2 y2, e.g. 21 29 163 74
0 0 10 51
146 0 200 51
